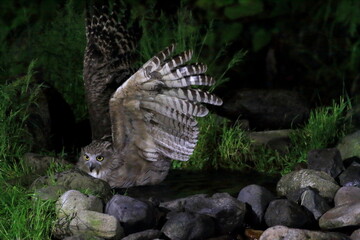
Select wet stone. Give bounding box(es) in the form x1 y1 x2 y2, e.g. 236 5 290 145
307 148 344 178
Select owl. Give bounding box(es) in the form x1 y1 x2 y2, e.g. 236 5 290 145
77 4 222 188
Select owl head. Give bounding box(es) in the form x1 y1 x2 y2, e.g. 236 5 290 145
78 140 114 176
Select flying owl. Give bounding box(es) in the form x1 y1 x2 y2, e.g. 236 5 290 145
77 4 222 188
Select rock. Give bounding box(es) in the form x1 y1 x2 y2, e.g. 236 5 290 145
34 185 68 201
62 235 103 240
319 202 360 229
264 199 314 228
277 169 340 199
237 184 276 226
343 156 360 168
121 229 162 240
65 210 123 240
23 153 72 175
337 130 360 159
338 165 360 187
351 229 360 240
249 130 292 153
307 148 344 178
259 225 351 240
162 212 215 240
244 229 263 240
56 190 103 218
160 192 246 234
31 169 112 201
105 195 155 235
221 89 309 129
286 186 314 203
299 188 331 220
334 187 360 206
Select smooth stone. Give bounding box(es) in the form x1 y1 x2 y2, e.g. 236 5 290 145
105 195 155 235
307 148 344 178
277 169 340 199
338 165 360 187
56 190 103 218
68 210 123 239
34 185 68 201
319 202 360 229
160 192 246 234
264 199 313 228
351 229 360 240
334 186 360 206
31 169 112 201
237 184 276 226
337 130 360 159
259 225 351 240
162 211 215 240
62 235 104 240
121 229 162 240
300 189 331 220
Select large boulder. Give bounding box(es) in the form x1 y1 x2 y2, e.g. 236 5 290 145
105 195 156 235
334 186 360 206
56 190 103 218
221 89 309 129
162 212 215 240
259 225 351 240
307 148 344 178
160 192 246 234
319 202 360 229
264 199 314 228
277 169 340 199
336 130 360 159
31 169 112 201
237 184 276 226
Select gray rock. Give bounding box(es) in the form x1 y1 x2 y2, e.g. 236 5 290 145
264 199 313 228
237 184 276 225
334 187 360 206
339 165 360 187
351 229 360 240
259 225 351 240
300 189 331 220
121 229 162 240
343 156 360 168
105 195 155 235
56 190 103 218
34 185 68 201
68 210 123 239
337 130 360 159
319 202 360 229
23 152 72 175
249 130 292 153
160 192 246 234
277 169 340 199
221 89 309 129
307 148 344 178
162 212 215 240
31 169 112 201
62 235 104 240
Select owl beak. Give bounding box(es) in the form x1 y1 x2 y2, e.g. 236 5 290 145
89 163 95 172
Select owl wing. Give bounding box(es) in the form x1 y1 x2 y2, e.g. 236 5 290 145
109 44 222 163
84 4 141 140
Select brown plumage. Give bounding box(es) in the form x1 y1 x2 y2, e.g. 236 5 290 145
78 6 222 188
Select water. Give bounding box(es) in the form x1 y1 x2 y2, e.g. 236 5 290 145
115 169 279 201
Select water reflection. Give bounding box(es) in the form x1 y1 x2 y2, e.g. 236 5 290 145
115 170 279 201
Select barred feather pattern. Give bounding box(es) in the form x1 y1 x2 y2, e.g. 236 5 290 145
84 3 140 140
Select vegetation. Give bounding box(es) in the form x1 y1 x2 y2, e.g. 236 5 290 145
0 0 357 237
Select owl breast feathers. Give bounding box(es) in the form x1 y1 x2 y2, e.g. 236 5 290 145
78 5 222 188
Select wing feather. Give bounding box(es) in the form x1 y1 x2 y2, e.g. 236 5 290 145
109 45 222 162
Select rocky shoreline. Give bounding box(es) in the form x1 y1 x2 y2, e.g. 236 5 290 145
26 142 360 240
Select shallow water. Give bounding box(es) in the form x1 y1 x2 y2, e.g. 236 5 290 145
115 170 279 201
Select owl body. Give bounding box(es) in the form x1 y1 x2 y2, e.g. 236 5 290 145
78 5 222 188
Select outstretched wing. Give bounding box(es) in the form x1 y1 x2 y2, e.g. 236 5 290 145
109 44 222 162
84 3 141 140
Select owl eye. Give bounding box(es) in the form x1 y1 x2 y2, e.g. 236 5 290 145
96 156 104 162
83 154 90 161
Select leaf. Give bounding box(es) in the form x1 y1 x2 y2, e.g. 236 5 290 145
252 28 271 52
224 0 263 19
